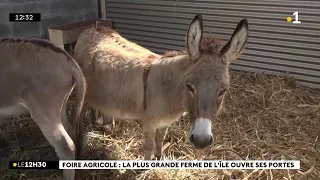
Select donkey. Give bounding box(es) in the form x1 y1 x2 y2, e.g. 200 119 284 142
0 39 86 180
74 14 248 160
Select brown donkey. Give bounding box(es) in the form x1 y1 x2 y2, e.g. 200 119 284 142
74 14 248 160
0 39 86 180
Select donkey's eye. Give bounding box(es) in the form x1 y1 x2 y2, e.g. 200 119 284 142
218 89 227 97
186 83 196 96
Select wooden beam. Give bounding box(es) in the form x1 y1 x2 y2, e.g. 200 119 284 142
48 19 112 31
48 19 113 50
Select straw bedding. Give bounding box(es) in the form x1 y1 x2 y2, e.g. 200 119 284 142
0 70 319 180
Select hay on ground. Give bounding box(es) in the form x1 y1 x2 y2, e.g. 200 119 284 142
0 70 319 180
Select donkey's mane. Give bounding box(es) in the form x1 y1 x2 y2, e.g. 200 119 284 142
162 50 187 58
200 36 222 53
162 36 222 58
95 25 118 34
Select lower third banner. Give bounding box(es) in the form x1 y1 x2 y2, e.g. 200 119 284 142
8 160 301 170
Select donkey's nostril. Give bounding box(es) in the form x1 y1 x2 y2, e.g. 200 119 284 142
190 134 195 143
209 136 213 145
190 134 213 149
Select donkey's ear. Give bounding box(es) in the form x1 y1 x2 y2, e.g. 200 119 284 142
220 19 248 62
186 14 203 61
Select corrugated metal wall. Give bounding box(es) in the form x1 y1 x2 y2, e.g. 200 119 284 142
105 0 320 88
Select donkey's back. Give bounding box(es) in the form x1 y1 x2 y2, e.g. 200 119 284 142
75 27 159 68
0 39 73 111
74 27 160 119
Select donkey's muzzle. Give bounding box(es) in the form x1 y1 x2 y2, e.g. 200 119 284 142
190 134 213 149
190 118 213 149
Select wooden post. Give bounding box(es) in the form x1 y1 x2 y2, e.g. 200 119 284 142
100 0 106 19
48 29 64 49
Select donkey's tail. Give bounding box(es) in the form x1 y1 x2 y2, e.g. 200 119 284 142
70 58 86 160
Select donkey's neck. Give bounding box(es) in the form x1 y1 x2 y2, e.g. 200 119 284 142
147 55 191 118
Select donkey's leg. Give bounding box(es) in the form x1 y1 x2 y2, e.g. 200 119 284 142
142 123 156 160
61 85 75 134
23 91 75 180
37 121 75 180
154 126 168 160
61 100 69 133
30 111 75 180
